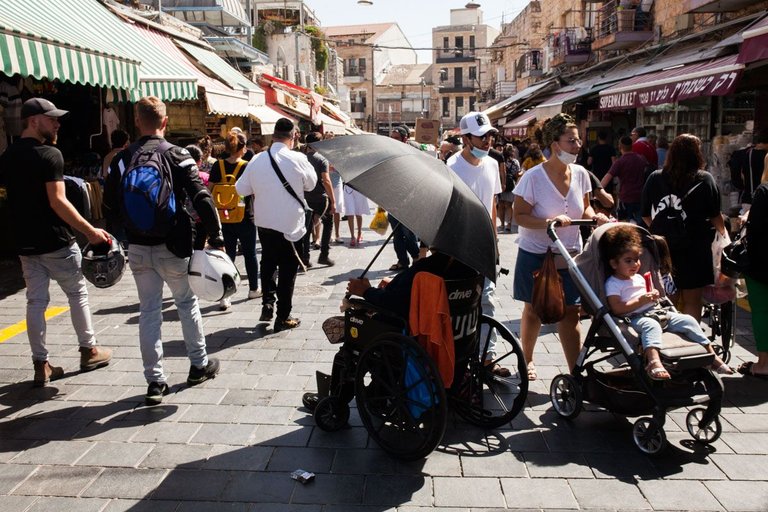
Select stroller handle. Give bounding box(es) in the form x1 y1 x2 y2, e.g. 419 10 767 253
547 218 598 241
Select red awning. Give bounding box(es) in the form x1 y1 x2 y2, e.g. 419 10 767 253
599 55 743 110
738 16 768 64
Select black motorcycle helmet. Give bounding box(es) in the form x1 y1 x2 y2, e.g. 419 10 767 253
82 234 125 288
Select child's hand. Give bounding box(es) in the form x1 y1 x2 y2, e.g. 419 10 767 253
644 290 660 303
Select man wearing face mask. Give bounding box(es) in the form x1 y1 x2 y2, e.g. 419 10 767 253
448 112 508 376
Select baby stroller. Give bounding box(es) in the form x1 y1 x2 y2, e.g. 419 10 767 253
548 221 724 455
306 272 528 460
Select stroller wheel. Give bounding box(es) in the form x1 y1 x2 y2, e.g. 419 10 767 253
550 374 582 420
632 417 667 456
686 407 722 444
313 396 350 432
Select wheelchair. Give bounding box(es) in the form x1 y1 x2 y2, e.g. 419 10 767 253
306 273 528 460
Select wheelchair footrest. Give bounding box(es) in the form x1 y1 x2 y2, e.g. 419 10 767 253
315 371 331 398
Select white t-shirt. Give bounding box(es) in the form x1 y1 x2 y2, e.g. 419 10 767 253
605 274 654 315
513 163 592 253
235 142 317 241
447 152 501 215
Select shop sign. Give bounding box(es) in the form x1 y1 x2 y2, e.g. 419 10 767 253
600 69 741 110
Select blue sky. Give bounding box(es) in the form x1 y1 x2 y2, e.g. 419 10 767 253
308 0 529 63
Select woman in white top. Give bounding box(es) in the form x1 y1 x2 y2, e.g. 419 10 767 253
512 114 609 380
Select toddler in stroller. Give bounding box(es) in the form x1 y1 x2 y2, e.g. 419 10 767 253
548 221 726 455
600 225 732 380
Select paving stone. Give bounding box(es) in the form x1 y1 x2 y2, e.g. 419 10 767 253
25 496 109 512
191 423 256 446
637 480 722 511
267 446 335 473
0 464 36 494
461 451 527 477
250 424 312 447
0 496 38 512
721 432 768 455
523 452 594 479
433 477 505 508
176 502 252 512
308 426 369 449
221 471 296 503
131 421 201 444
10 440 92 465
236 405 294 425
710 454 768 481
332 448 398 475
82 468 168 499
499 478 578 509
705 480 768 512
75 441 153 467
569 478 651 509
204 444 272 471
179 404 243 423
150 468 230 501
12 466 102 496
291 474 364 505
362 474 432 506
138 444 211 469
101 499 180 512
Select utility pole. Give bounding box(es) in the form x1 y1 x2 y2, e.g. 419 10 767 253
370 44 376 134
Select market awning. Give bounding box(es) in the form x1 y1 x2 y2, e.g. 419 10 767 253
176 40 262 104
322 102 351 123
320 113 346 134
738 16 768 64
130 23 247 115
158 0 250 27
599 54 743 110
503 112 536 137
248 104 294 135
272 88 312 121
484 79 556 121
0 0 140 91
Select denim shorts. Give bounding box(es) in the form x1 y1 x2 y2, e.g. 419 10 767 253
513 247 581 306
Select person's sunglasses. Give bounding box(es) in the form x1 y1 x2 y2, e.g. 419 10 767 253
471 133 494 142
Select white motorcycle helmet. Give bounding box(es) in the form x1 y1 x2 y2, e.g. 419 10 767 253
188 249 241 302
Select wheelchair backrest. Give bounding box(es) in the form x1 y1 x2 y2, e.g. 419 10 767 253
444 274 484 355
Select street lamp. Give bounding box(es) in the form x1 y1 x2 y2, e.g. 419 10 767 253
357 0 373 5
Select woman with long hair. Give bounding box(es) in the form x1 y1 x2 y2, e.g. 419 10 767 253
641 134 726 321
513 114 609 380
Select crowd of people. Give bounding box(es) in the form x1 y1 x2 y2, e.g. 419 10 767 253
1 94 766 407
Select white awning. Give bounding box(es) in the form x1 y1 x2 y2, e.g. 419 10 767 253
248 104 295 134
320 113 346 134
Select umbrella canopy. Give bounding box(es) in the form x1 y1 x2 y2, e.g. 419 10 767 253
310 134 497 281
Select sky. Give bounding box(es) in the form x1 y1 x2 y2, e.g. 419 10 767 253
308 0 530 64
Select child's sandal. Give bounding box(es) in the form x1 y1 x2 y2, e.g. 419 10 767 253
645 361 671 381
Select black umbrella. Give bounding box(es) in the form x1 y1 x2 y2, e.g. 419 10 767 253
310 134 497 282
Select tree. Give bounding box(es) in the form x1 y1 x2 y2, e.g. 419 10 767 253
304 25 329 72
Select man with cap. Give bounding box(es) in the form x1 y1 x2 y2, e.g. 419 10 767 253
387 125 421 271
448 111 508 376
236 118 317 332
0 98 113 387
104 96 224 405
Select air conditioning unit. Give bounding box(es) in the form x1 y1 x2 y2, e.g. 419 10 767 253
675 14 694 32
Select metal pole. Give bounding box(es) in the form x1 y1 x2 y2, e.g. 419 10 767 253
371 44 376 134
420 78 425 117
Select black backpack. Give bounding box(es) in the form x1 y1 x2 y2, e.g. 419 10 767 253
649 179 702 250
63 175 91 221
119 141 177 238
504 159 520 193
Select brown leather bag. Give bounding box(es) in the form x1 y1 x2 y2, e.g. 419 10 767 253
532 248 566 324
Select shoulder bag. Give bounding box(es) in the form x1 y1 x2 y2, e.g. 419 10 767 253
532 247 566 324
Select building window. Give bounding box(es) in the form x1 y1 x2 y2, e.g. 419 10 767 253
469 96 476 112
442 97 450 118
469 66 477 81
456 96 465 119
469 35 475 50
359 58 366 77
455 36 464 49
351 90 367 112
443 37 449 49
439 68 449 83
454 67 463 88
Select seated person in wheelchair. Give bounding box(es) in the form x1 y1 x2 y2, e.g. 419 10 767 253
346 251 476 320
600 225 732 380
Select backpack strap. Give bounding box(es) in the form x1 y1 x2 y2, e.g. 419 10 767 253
218 159 247 183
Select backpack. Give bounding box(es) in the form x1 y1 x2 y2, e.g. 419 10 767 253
119 141 177 238
504 159 520 193
63 175 91 221
211 159 247 224
649 178 702 251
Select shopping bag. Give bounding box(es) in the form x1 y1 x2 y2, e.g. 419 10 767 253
721 226 749 278
369 207 389 235
532 248 566 324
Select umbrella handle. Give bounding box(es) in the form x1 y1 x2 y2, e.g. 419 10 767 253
358 225 399 279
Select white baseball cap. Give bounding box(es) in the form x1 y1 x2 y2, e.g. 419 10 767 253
459 111 497 137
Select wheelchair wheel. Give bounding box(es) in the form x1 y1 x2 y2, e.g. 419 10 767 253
354 334 447 461
685 407 722 444
453 315 528 428
550 374 582 420
313 396 350 432
632 417 667 456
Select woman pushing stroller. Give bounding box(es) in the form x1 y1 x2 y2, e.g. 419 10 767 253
600 225 732 380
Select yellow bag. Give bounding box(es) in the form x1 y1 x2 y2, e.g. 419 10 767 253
211 160 246 224
369 207 389 235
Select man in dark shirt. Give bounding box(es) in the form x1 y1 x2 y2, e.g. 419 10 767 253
601 136 648 225
103 96 225 405
302 131 336 267
0 98 113 387
587 130 617 181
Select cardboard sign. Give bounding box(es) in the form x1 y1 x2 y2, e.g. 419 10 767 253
415 119 439 146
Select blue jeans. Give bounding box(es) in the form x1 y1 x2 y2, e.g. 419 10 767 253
389 214 419 265
630 310 710 350
19 243 96 361
223 220 259 291
128 244 209 384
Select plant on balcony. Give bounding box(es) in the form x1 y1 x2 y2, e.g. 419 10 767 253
304 26 329 72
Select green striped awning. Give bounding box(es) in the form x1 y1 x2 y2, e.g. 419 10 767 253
177 40 261 99
0 0 140 91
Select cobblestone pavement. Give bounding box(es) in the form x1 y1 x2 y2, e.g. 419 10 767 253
0 223 767 512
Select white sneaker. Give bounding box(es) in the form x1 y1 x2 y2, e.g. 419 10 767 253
219 298 231 311
248 289 263 299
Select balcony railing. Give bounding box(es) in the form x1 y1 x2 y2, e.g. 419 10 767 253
593 0 653 51
517 50 543 78
550 28 592 67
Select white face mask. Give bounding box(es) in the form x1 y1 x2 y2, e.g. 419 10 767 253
555 142 578 165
